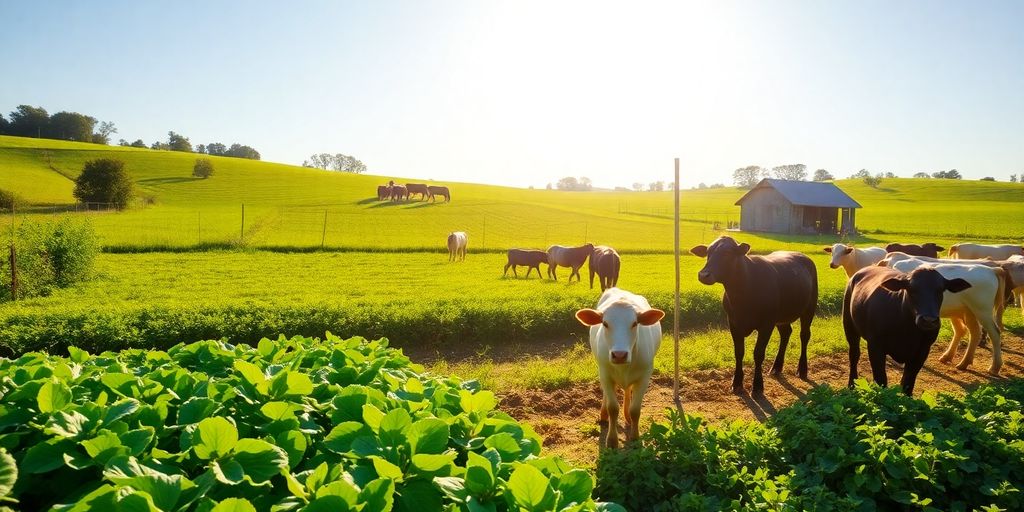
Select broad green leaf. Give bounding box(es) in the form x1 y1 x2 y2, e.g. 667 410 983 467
508 464 556 512
305 462 331 494
101 373 137 396
120 427 156 456
556 469 594 506
46 410 91 439
81 430 127 466
0 448 17 499
363 404 385 431
379 408 411 448
193 417 238 460
233 360 266 386
212 498 258 512
433 476 469 502
119 472 192 512
465 464 494 497
103 398 141 425
483 432 521 462
315 479 360 505
229 438 289 482
410 418 449 455
370 455 404 480
595 503 628 512
50 483 117 511
467 496 498 512
460 390 496 414
211 459 245 485
323 422 369 454
284 372 314 396
116 489 161 512
276 430 307 468
359 478 395 512
38 380 74 413
302 495 352 512
411 453 457 475
177 397 218 425
68 346 90 363
257 338 276 358
260 401 299 421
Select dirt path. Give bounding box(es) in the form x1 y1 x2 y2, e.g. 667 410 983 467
498 334 1024 468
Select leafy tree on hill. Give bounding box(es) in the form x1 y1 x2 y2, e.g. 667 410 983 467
92 121 117 145
7 105 49 138
1011 174 1018 183
913 172 930 178
850 169 871 179
73 158 134 210
772 163 807 181
557 176 580 190
981 176 996 181
225 143 260 160
193 158 215 179
732 165 766 188
48 111 97 142
813 169 834 181
167 131 192 152
863 173 883 188
932 169 962 179
205 142 227 156
0 113 8 134
632 182 644 192
649 181 664 192
303 152 362 172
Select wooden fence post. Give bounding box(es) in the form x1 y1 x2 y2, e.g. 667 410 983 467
9 244 17 301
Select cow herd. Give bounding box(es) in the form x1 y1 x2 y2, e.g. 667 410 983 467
502 242 622 291
575 236 1024 448
376 181 451 202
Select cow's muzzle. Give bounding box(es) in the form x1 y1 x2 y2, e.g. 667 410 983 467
610 351 629 364
697 271 716 285
829 263 839 269
915 315 940 330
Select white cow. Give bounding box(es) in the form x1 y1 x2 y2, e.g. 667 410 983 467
889 259 1007 375
446 232 467 262
949 243 1024 260
823 244 887 277
575 288 665 448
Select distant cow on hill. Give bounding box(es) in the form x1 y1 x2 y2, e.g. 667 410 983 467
390 185 408 202
406 183 432 201
447 232 468 262
504 249 548 278
377 185 390 201
885 242 945 258
428 186 450 202
547 243 594 282
590 245 621 291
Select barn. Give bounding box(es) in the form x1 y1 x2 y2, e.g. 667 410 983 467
735 179 861 235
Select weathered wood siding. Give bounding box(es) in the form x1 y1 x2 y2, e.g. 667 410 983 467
738 187 792 233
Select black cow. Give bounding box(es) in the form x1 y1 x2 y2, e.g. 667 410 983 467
589 245 621 291
691 236 818 395
503 249 548 278
885 243 945 258
843 265 971 395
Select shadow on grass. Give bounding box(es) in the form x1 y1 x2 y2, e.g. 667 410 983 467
137 177 203 185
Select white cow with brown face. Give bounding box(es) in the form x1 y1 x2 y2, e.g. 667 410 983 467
823 243 887 278
575 287 664 448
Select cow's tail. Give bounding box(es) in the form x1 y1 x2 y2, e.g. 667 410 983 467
994 267 1008 331
949 244 960 258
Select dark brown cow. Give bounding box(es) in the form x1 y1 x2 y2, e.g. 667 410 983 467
503 249 548 278
691 236 817 395
406 183 432 201
389 185 407 202
844 265 971 395
377 185 390 201
589 245 621 291
885 243 945 258
547 243 594 281
428 186 450 202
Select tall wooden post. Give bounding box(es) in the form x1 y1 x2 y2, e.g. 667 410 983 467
673 158 683 411
321 209 328 249
9 244 17 301
240 204 245 242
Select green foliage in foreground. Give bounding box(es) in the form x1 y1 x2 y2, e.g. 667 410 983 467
0 217 99 301
596 381 1024 511
0 334 621 511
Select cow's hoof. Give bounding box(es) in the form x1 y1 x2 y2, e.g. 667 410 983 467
768 366 783 376
955 362 971 371
732 385 744 394
938 355 953 364
798 368 808 379
988 366 1001 376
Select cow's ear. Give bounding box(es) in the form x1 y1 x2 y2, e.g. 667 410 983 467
880 277 908 292
690 245 708 258
737 243 751 254
637 309 665 326
822 246 833 253
944 278 972 294
575 309 603 326
933 245 945 252
843 247 854 255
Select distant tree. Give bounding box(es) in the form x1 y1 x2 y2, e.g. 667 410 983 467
303 153 333 169
73 158 134 209
932 169 962 179
863 173 883 188
151 141 170 150
813 169 834 181
118 139 129 146
614 186 629 191
167 131 192 152
632 182 644 192
546 183 553 190
0 189 26 210
195 144 206 154
709 183 725 189
7 105 49 138
649 181 664 192
557 177 580 190
1011 174 1018 183
329 153 365 173
883 171 896 179
193 158 215 179
92 121 117 144
578 177 593 191
48 111 97 142
129 139 146 148
913 172 930 178
697 182 707 189
224 143 260 160
732 165 766 188
772 163 807 181
981 176 996 181
0 113 8 134
206 142 227 156
850 169 871 179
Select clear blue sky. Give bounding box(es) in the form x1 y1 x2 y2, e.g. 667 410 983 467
2 1 1022 189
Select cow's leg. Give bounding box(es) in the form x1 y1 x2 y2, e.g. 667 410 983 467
867 344 888 388
770 324 792 375
797 313 811 378
955 311 983 370
751 328 772 396
939 316 966 364
731 330 746 393
590 269 596 289
626 381 648 443
622 385 632 431
503 262 511 277
600 377 620 449
900 351 928 395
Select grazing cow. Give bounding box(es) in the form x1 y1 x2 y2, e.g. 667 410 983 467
547 243 595 282
823 244 886 278
447 232 468 262
885 242 945 258
889 259 1006 374
406 183 433 201
844 265 971 395
691 236 817 395
503 249 548 278
389 185 408 202
377 185 390 201
575 287 665 448
589 246 621 291
428 186 450 202
949 243 1024 260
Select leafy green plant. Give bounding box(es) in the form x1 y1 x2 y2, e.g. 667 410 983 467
0 217 99 301
0 333 620 511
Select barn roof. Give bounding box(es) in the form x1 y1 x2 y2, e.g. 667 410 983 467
735 179 862 208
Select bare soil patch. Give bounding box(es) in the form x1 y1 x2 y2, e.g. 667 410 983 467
498 334 1024 468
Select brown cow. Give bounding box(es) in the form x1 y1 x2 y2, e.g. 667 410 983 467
547 243 594 282
377 185 390 201
406 183 432 201
390 185 408 202
885 243 945 258
504 249 548 278
428 186 450 202
589 245 621 291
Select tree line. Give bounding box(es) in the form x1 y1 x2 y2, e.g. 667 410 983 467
731 163 983 189
302 153 367 173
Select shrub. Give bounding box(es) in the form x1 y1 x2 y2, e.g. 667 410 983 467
0 217 99 300
73 158 134 209
0 189 26 210
193 158 215 178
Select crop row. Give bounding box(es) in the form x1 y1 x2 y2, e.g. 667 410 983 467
0 334 622 511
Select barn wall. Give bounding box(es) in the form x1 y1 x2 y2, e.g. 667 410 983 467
738 188 792 233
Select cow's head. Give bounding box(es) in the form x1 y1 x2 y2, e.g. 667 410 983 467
691 236 750 285
823 243 853 269
575 302 664 364
924 243 945 253
881 267 971 330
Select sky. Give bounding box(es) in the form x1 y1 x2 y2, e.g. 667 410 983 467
1 0 1022 189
